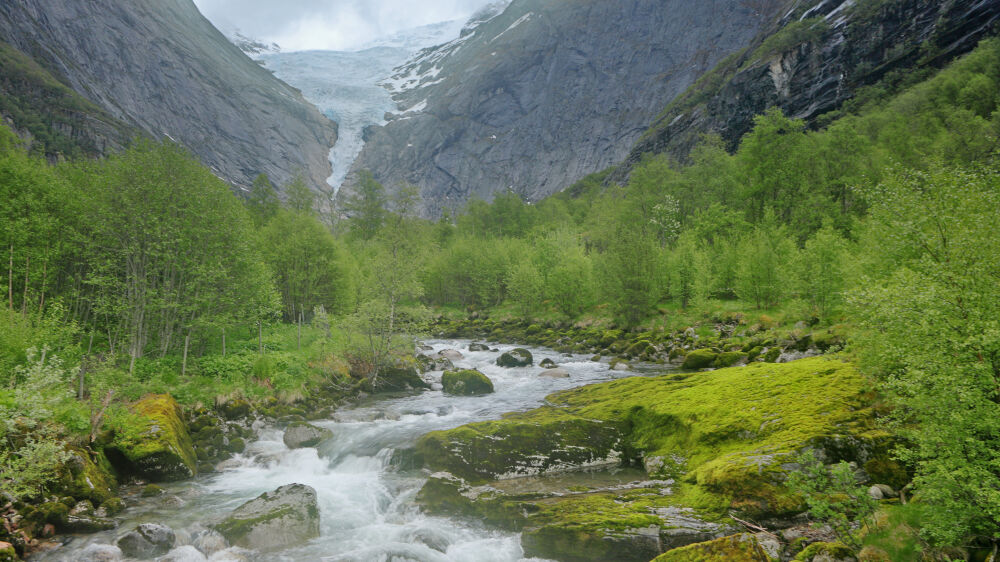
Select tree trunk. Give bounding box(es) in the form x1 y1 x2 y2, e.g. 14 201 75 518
182 330 191 376
21 255 29 316
38 256 47 314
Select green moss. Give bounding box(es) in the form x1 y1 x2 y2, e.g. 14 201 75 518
107 394 197 481
794 541 854 561
56 446 116 504
215 505 298 544
99 497 125 515
441 369 495 396
141 484 164 497
713 351 745 368
681 349 718 370
651 533 777 561
416 409 626 482
762 347 782 362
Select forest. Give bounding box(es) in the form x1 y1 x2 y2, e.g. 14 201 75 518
2 36 1000 559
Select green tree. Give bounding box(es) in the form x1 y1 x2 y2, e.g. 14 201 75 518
851 166 1000 548
247 173 279 224
346 170 387 240
284 174 315 214
735 211 795 309
796 222 850 317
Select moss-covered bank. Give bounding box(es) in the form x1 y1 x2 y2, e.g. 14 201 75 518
415 357 891 560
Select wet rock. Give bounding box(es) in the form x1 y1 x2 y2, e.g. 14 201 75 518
468 343 490 352
283 422 333 449
649 533 771 561
66 513 118 533
496 348 533 368
156 545 207 562
214 483 320 552
77 543 124 562
539 358 557 369
117 523 176 559
539 368 570 379
192 531 227 556
207 548 253 562
372 365 432 392
438 349 464 361
441 369 495 396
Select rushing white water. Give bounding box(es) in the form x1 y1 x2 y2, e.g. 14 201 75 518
43 340 657 561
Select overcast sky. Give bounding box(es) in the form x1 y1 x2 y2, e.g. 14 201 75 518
193 0 495 51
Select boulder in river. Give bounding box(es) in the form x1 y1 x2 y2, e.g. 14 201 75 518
539 358 557 369
116 523 176 558
539 368 570 379
77 543 124 561
681 349 717 370
468 343 490 352
283 422 333 449
496 348 533 368
104 394 197 481
438 349 464 361
215 483 320 551
156 545 207 561
441 369 495 396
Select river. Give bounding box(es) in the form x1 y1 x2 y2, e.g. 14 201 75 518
40 340 658 561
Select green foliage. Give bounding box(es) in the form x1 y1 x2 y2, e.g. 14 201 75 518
0 434 71 501
787 449 878 550
851 165 1000 546
345 170 387 240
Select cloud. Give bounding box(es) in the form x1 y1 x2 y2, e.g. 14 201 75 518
193 0 494 51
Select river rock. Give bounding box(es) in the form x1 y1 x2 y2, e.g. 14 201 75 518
117 523 176 558
77 543 124 562
539 368 570 379
438 349 464 361
539 358 557 369
681 349 717 370
283 422 333 449
468 343 489 352
192 531 227 556
441 369 495 396
215 483 320 551
66 513 117 533
104 394 197 481
496 348 533 368
156 545 206 562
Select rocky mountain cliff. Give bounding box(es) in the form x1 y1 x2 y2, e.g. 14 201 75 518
0 0 337 192
344 0 787 216
616 0 1000 176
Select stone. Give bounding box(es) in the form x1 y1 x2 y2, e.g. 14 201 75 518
539 358 557 369
867 485 884 500
77 544 124 562
438 349 464 361
116 523 176 559
105 394 198 481
441 369 495 396
468 343 490 351
682 349 718 370
192 531 227 557
496 348 533 368
66 514 118 533
214 483 320 551
156 545 207 562
282 422 333 449
539 368 570 378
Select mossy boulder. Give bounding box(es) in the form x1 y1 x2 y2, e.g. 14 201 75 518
762 347 782 363
441 369 495 395
496 348 533 368
214 483 320 551
0 542 14 562
623 340 653 358
371 365 431 392
116 523 176 558
651 533 778 561
539 358 557 369
283 422 333 449
416 409 625 482
219 399 251 421
712 351 745 368
682 349 718 370
56 446 116 504
794 541 855 561
105 394 197 482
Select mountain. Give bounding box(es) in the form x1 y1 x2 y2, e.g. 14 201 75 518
615 0 1000 177
343 0 787 216
0 0 337 193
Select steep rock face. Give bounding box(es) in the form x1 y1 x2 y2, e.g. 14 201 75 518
345 0 786 216
0 0 337 192
620 0 1000 172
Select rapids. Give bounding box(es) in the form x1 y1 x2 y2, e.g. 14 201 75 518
40 340 659 561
